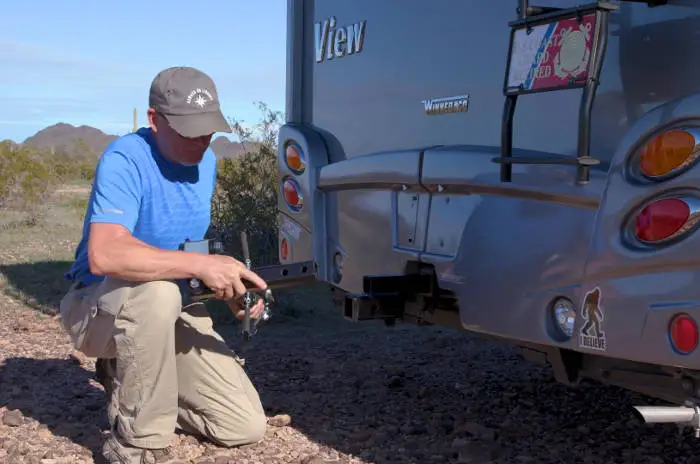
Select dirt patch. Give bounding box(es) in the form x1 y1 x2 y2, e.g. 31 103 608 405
1 294 699 463
54 186 90 195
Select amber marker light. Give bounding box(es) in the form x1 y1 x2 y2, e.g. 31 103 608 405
285 141 306 174
640 129 698 178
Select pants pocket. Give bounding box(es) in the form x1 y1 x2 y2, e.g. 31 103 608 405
60 282 125 359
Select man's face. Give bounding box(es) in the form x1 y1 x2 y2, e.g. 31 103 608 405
148 109 213 166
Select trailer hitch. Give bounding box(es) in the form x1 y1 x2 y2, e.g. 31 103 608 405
238 231 271 340
179 233 317 341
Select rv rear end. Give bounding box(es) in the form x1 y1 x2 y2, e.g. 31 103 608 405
277 0 700 423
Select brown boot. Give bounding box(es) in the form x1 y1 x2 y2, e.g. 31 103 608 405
102 432 183 464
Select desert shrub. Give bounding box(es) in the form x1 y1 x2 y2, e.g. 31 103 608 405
45 140 97 183
49 149 96 183
208 102 282 266
0 139 98 213
0 142 53 210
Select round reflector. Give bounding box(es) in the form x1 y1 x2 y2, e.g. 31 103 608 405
552 298 576 338
282 177 303 211
670 314 699 354
634 198 690 243
640 130 697 178
285 142 306 174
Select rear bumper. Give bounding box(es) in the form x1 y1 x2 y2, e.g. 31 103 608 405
453 269 700 371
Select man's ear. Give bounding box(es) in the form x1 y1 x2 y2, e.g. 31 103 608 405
146 108 159 133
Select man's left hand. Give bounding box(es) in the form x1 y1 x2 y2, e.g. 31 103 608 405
227 297 266 321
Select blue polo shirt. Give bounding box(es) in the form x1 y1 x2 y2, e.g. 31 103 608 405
64 127 217 286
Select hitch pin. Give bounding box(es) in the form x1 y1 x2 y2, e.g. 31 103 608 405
241 231 253 341
240 231 273 342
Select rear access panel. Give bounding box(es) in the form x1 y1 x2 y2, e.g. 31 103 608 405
395 189 429 252
318 150 429 294
424 193 481 257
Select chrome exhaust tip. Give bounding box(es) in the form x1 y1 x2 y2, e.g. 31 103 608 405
633 402 700 438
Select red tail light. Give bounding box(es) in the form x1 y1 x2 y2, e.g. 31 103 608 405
280 237 289 261
282 177 303 211
634 198 690 242
669 314 698 354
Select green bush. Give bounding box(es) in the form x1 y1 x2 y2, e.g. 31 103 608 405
0 142 52 209
0 139 97 212
209 102 282 266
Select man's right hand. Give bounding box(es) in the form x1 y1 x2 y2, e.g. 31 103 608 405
196 254 267 300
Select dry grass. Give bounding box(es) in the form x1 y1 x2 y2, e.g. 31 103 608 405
0 184 90 316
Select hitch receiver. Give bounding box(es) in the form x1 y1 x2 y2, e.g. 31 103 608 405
344 293 405 322
343 270 436 323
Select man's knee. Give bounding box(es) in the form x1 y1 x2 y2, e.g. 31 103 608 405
122 280 183 325
243 409 268 444
211 409 267 447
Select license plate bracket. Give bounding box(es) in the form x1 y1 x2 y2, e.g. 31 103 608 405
496 2 618 184
505 9 599 95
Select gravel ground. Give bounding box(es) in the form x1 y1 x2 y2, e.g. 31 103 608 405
2 291 700 464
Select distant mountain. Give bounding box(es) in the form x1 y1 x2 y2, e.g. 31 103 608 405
210 136 260 159
23 123 118 156
4 123 254 159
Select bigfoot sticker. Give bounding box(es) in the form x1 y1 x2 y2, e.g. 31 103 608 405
579 287 607 351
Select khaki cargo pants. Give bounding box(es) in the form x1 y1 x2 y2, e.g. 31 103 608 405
58 277 267 449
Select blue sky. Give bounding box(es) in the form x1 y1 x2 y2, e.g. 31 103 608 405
0 0 287 142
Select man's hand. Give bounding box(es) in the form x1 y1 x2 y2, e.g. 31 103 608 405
196 254 267 300
227 297 266 321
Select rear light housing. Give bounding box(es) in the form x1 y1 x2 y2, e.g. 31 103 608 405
282 176 303 212
669 313 699 355
634 128 700 181
627 195 700 247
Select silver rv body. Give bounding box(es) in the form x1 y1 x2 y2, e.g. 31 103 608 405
274 0 700 429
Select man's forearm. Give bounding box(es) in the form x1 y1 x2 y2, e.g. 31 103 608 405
90 234 205 282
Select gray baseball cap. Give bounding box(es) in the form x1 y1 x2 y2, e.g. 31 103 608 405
149 66 232 138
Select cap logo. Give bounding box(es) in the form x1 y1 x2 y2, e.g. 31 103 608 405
186 88 214 110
